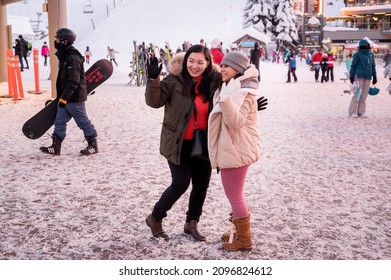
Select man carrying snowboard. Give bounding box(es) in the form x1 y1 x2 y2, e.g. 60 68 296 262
40 28 98 156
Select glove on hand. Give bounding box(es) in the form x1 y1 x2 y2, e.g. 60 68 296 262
147 57 162 79
349 76 354 84
257 96 268 111
372 77 377 85
219 78 241 101
58 98 67 108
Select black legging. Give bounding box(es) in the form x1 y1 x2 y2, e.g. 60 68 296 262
152 140 212 222
327 67 334 82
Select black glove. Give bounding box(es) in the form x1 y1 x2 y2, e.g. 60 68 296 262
349 76 354 84
147 57 162 79
372 77 377 85
58 98 67 108
257 96 268 111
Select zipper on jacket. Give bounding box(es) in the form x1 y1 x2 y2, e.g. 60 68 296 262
217 167 220 174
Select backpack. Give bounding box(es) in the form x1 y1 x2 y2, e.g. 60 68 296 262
26 41 32 51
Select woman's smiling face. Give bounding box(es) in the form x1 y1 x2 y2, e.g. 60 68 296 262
220 64 239 82
186 52 209 78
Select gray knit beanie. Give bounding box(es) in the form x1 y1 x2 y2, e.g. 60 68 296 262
221 51 250 74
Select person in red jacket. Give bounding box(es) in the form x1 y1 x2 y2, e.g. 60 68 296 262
210 38 224 65
311 48 323 82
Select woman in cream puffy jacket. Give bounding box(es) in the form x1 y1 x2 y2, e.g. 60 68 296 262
208 51 261 251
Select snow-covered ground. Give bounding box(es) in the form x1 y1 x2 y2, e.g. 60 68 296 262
1 54 391 260
1 0 391 262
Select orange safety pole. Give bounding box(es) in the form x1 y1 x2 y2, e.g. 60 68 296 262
11 56 19 101
6 49 15 98
33 48 41 94
14 56 24 99
12 56 20 101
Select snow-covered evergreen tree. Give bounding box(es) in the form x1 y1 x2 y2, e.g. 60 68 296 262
274 0 299 48
243 0 275 39
243 0 299 50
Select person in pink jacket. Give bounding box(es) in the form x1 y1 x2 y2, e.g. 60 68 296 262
41 42 49 66
208 51 261 251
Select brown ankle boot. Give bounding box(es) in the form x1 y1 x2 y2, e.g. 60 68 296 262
184 220 206 241
145 214 169 240
222 215 252 251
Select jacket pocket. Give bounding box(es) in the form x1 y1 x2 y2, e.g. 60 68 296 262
160 124 178 158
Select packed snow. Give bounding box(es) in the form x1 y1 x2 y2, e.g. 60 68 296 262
1 0 391 261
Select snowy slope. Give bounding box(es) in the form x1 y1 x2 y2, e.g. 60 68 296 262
7 0 247 54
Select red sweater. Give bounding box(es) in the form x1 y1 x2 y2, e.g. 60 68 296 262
183 76 209 140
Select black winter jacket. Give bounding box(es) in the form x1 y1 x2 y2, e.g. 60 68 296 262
55 46 87 102
14 41 24 57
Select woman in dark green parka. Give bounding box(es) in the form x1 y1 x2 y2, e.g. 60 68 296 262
144 44 221 241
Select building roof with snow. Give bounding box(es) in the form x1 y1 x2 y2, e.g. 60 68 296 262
231 27 272 48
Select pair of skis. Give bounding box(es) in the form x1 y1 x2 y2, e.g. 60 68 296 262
128 41 146 86
128 41 168 86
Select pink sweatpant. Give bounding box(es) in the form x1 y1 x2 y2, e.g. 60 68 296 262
221 165 249 218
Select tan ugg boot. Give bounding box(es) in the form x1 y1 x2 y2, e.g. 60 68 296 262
221 209 250 242
222 215 252 251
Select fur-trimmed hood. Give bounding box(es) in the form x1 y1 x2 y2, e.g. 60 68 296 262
168 52 185 76
168 52 221 76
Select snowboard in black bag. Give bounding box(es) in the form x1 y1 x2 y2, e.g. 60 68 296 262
22 59 113 140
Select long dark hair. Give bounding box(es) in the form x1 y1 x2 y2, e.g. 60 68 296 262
182 44 213 102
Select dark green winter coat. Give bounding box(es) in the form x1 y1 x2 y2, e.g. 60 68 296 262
145 53 221 165
350 40 377 80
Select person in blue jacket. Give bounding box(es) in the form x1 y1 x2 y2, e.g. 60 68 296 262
285 50 297 83
349 39 377 118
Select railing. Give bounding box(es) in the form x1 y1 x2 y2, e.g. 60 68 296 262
346 0 391 6
325 20 391 31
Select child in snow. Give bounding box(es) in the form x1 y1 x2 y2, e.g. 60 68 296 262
85 46 92 64
107 46 119 66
